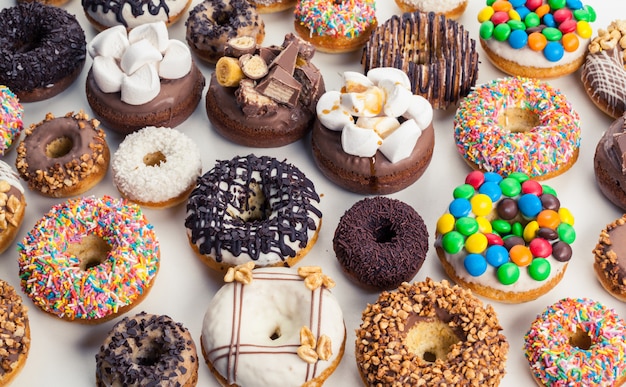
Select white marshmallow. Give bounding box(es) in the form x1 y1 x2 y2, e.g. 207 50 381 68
92 56 124 93
367 67 411 90
379 79 412 118
128 21 170 53
316 91 354 131
87 25 129 59
356 116 400 139
120 39 163 75
159 40 192 79
340 87 384 117
379 119 422 163
121 63 160 105
342 71 373 92
403 94 434 130
341 122 382 157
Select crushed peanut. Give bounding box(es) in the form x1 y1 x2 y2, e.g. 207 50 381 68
224 261 255 284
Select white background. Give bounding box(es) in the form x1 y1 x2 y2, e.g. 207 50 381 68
0 0 623 385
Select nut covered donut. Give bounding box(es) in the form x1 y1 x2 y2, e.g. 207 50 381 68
355 278 509 386
524 298 626 386
17 196 160 323
185 154 322 271
454 77 581 180
0 160 27 255
0 279 30 386
201 266 345 387
435 170 576 303
592 214 626 302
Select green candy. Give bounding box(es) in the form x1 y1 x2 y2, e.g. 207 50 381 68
497 262 520 285
442 231 465 254
528 258 551 281
525 12 541 28
493 24 511 42
542 184 557 197
573 9 590 21
512 222 523 237
542 27 563 42
491 219 512 235
557 223 576 244
486 0 496 5
480 21 495 40
585 5 597 22
507 20 526 30
500 177 522 197
507 172 529 184
456 217 479 236
548 0 566 9
453 184 475 200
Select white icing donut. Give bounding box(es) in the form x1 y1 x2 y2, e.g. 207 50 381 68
82 0 190 30
201 266 346 387
111 126 202 208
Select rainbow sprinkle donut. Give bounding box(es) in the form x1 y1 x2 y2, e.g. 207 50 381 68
454 77 581 180
0 85 23 156
524 298 626 386
435 170 575 303
17 196 160 322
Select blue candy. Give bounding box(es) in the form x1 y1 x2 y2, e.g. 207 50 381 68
515 6 531 20
518 193 543 218
509 0 525 7
508 29 529 49
543 13 556 28
479 181 503 202
485 245 509 267
464 254 488 276
544 41 565 62
449 198 471 218
483 171 503 183
566 0 583 10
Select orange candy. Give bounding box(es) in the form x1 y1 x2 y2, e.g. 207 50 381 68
537 209 560 229
535 4 550 18
510 245 533 267
528 32 548 51
492 0 512 12
562 33 580 52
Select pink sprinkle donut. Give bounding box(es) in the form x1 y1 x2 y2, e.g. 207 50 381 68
0 86 23 156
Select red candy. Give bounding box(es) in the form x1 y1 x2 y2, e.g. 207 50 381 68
491 11 510 25
525 0 542 11
486 233 504 246
559 19 577 34
465 170 485 189
553 9 572 24
529 238 552 258
521 180 543 196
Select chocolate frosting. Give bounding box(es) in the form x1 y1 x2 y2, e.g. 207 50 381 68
594 115 626 208
82 0 170 27
333 196 429 290
595 218 626 295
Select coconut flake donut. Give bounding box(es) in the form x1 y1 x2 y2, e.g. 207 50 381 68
435 170 576 303
478 0 596 78
201 265 345 387
0 86 23 156
185 154 322 271
112 126 202 209
524 298 626 386
0 279 30 386
82 0 191 31
96 312 198 386
0 160 27 255
17 196 160 323
355 278 509 386
454 77 581 180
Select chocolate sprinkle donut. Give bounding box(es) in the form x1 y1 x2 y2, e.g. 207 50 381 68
0 2 86 102
333 196 428 290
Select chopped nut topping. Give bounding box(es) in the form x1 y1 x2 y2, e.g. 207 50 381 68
224 261 255 284
298 266 335 290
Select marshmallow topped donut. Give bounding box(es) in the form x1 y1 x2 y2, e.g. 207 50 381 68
86 21 205 135
82 0 191 31
312 67 434 194
201 266 345 387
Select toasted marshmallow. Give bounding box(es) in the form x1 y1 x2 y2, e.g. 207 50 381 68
340 86 384 117
159 40 192 79
356 116 400 139
403 94 434 130
92 56 124 93
87 25 129 59
379 119 422 163
316 91 354 131
343 71 374 93
379 79 412 118
128 21 170 53
121 63 160 105
367 67 411 90
341 122 382 157
120 39 163 75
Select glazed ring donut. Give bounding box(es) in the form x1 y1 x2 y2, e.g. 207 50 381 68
0 2 86 103
0 86 24 156
0 160 27 255
592 215 626 302
15 111 110 198
96 312 198 386
112 126 202 209
185 154 322 271
293 0 377 54
454 77 581 180
0 279 30 386
362 11 479 109
435 170 576 303
185 0 266 64
82 0 192 31
333 197 429 290
524 298 626 386
17 196 160 323
201 266 345 387
355 278 509 386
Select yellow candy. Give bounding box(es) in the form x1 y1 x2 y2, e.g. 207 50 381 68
470 194 492 217
465 233 488 254
523 220 539 242
558 207 575 226
577 21 593 39
437 213 455 234
477 6 495 23
476 216 493 233
508 9 521 21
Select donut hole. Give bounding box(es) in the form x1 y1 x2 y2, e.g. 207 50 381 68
569 327 592 350
228 182 271 222
374 220 396 243
405 319 461 363
497 107 540 133
136 339 166 366
143 151 166 167
46 136 73 159
66 235 112 271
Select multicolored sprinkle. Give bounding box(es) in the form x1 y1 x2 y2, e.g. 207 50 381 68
294 0 376 38
17 196 160 321
0 85 23 155
524 298 626 386
454 77 581 178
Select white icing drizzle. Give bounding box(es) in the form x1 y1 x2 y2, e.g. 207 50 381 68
582 47 626 116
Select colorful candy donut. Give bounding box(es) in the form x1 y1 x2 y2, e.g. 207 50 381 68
0 86 23 156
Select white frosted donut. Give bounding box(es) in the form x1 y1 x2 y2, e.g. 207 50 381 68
112 126 202 208
201 266 346 387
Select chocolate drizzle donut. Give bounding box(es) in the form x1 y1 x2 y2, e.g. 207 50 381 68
83 0 170 26
185 154 322 270
82 0 191 30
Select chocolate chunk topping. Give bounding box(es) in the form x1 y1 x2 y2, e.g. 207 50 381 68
255 66 302 107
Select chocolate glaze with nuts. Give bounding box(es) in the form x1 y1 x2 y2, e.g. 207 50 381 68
0 279 30 384
593 215 626 300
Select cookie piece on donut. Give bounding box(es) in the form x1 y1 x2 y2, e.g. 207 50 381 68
356 278 508 386
333 197 429 290
594 115 626 210
0 161 26 255
435 170 576 303
185 154 322 271
82 0 191 31
455 77 581 180
312 68 434 194
592 215 626 302
112 126 202 209
0 279 30 386
86 22 205 135
478 0 596 78
15 111 110 198
362 11 478 109
0 2 86 102
201 266 345 387
524 298 626 386
0 86 23 156
206 34 325 147
96 312 198 386
394 0 468 20
294 0 377 54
